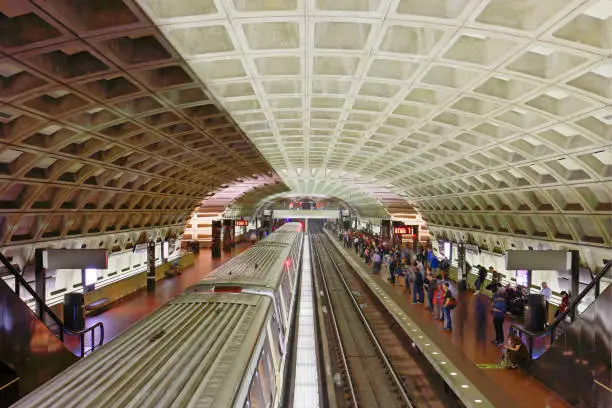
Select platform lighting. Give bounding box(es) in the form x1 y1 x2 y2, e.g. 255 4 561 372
84 269 97 286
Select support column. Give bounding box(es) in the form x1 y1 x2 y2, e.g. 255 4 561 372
34 248 45 319
222 219 233 253
147 241 156 292
569 250 580 322
160 241 166 264
457 244 467 290
212 220 222 258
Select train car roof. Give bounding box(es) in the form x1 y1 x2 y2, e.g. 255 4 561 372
13 293 272 408
193 224 302 290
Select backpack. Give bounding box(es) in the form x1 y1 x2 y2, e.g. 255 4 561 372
414 271 423 285
446 296 457 310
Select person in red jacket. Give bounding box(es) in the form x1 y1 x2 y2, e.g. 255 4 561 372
555 291 570 318
433 282 445 321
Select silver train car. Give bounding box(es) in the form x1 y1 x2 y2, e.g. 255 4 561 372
12 222 304 408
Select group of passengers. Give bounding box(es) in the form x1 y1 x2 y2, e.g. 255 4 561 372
339 229 533 369
340 230 457 332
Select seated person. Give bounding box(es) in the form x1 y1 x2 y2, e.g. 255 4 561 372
503 334 529 369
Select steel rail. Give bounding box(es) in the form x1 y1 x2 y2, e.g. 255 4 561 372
311 235 359 408
314 234 415 408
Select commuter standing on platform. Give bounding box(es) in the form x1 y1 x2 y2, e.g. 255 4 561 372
389 255 397 285
433 281 444 320
473 291 489 356
372 250 382 274
492 288 507 346
425 272 436 310
412 262 425 304
442 282 454 331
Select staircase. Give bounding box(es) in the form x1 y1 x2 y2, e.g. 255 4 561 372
0 252 104 407
512 261 611 407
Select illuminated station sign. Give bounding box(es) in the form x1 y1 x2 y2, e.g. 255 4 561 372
393 226 413 235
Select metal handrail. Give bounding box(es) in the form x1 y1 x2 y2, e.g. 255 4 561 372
0 250 105 356
511 260 611 358
65 322 105 358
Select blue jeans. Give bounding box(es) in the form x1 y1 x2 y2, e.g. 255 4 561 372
443 306 452 330
412 283 424 303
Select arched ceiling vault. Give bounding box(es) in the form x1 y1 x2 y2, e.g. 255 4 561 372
0 0 272 247
0 0 610 252
138 0 612 248
193 172 285 214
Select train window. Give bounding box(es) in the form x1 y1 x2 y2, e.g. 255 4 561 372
268 318 282 358
281 275 291 321
263 340 277 397
277 292 287 328
258 354 272 407
248 372 266 408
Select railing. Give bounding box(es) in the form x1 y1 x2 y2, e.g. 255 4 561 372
0 251 105 357
510 260 611 360
65 322 105 358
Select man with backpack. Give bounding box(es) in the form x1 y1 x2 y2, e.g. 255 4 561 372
443 282 456 331
475 265 488 292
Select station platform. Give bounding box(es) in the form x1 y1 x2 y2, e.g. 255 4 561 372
64 244 251 354
324 230 570 408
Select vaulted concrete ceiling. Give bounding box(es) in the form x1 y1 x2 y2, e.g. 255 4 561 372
0 0 271 247
137 0 612 248
0 0 611 251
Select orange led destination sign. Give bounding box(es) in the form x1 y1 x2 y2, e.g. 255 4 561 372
394 226 412 235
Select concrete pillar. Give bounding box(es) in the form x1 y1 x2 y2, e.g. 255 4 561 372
34 248 45 319
146 241 155 292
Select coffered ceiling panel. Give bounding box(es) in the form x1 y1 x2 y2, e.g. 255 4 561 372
0 0 272 246
137 0 612 247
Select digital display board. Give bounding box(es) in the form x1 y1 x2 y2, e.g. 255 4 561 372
236 220 248 227
393 226 412 235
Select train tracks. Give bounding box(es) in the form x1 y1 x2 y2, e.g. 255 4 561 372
311 231 460 408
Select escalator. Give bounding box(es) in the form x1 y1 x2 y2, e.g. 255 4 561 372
531 267 611 407
0 278 77 407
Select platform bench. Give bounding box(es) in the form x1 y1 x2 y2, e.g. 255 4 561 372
164 265 183 278
85 298 112 315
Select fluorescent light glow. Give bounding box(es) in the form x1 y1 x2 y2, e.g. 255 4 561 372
84 269 97 286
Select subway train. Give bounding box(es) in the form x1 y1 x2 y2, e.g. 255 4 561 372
12 222 304 408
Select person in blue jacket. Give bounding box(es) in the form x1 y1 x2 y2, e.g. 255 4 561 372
492 288 507 346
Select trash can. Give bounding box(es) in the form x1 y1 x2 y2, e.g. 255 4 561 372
63 292 85 331
524 294 546 331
